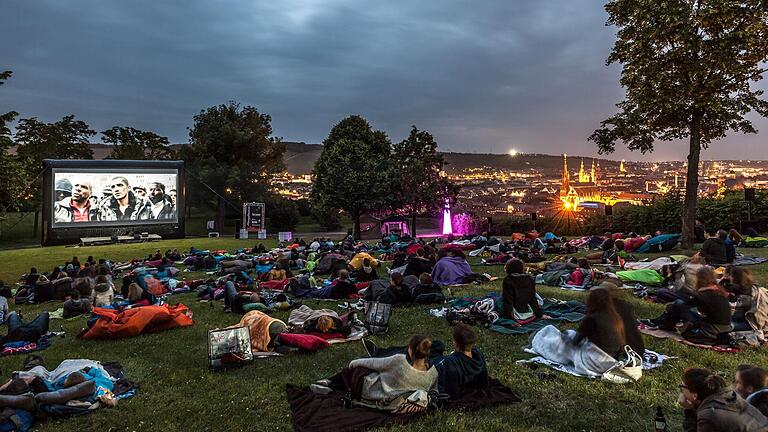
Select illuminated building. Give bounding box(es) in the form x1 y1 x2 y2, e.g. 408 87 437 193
560 154 652 210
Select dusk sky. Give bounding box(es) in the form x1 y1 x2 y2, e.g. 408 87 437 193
2 1 767 161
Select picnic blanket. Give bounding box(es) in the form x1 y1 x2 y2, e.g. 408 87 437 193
518 325 673 382
286 378 521 432
623 257 675 271
49 307 88 321
635 234 680 253
638 325 741 353
449 293 585 335
733 256 768 266
2 336 53 356
78 304 194 340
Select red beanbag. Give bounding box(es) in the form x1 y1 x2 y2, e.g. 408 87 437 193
277 333 330 351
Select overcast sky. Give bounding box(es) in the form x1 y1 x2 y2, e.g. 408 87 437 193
2 1 766 161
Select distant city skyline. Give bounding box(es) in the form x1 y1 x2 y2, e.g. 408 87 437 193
2 1 767 161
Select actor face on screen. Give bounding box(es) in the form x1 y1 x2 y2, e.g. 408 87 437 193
52 171 178 225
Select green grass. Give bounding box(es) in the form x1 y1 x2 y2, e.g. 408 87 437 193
1 241 768 431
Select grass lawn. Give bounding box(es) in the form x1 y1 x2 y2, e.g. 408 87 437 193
1 240 768 431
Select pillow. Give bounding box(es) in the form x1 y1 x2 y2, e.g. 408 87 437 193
277 333 329 351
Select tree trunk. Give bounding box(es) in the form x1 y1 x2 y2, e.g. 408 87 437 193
353 212 361 241
411 211 417 238
681 113 703 250
217 194 226 235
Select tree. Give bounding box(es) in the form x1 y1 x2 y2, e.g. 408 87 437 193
187 101 285 232
0 71 24 211
102 126 176 160
310 115 394 239
391 126 459 236
589 0 768 249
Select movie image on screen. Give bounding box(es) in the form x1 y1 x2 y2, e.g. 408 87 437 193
52 169 179 227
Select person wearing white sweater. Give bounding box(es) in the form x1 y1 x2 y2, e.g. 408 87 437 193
312 335 438 404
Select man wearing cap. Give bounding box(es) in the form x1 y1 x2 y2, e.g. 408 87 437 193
54 179 96 223
55 178 72 202
96 176 152 221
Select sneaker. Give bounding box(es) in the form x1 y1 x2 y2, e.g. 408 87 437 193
361 338 377 357
638 319 658 329
310 384 332 395
316 379 332 386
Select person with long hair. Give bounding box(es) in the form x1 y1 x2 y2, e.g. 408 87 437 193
680 368 767 431
311 335 438 410
644 267 732 345
127 282 153 306
575 285 644 359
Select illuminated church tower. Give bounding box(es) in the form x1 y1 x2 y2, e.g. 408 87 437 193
561 154 570 197
590 160 596 184
578 159 590 183
620 160 626 173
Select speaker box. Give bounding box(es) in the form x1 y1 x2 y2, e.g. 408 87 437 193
605 205 613 216
531 212 538 221
745 188 756 202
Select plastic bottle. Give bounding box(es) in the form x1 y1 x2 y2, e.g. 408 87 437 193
655 406 667 432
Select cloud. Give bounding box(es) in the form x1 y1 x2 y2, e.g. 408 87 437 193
0 0 765 161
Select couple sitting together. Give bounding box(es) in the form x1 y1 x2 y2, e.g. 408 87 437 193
309 323 488 412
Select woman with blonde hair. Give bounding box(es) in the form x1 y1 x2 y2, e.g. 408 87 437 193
127 282 153 306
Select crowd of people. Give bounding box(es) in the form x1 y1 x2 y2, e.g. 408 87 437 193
2 226 768 430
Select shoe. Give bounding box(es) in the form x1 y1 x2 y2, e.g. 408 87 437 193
310 384 332 395
361 338 377 357
638 319 658 329
316 379 332 386
223 307 232 314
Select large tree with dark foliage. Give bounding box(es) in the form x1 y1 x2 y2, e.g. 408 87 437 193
391 126 458 236
186 101 285 232
103 126 176 160
0 71 25 211
310 115 394 239
590 0 768 249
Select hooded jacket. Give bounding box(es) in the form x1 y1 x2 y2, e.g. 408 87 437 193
96 191 152 221
91 282 114 307
432 348 490 399
684 389 768 432
748 389 768 419
502 273 543 319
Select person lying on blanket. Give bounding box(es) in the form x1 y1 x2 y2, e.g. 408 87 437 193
565 258 595 289
502 258 550 321
126 282 155 307
735 365 768 418
304 314 352 337
309 335 438 411
641 267 733 345
679 367 768 432
576 285 645 360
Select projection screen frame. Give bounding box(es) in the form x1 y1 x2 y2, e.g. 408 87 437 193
42 159 186 246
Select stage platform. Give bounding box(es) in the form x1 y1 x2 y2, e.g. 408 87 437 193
79 234 163 246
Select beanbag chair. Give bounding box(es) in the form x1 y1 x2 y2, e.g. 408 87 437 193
277 333 329 351
78 304 194 340
616 269 665 286
745 237 768 248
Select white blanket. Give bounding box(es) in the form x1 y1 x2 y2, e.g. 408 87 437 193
518 325 674 381
623 257 674 271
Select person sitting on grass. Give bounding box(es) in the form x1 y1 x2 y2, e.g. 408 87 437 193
502 258 545 321
722 267 758 332
63 290 92 319
679 367 768 432
575 285 644 360
352 258 378 282
410 273 445 304
432 323 490 400
641 267 732 345
90 275 114 307
735 365 768 418
380 272 412 305
699 228 728 266
310 335 438 410
565 258 595 289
